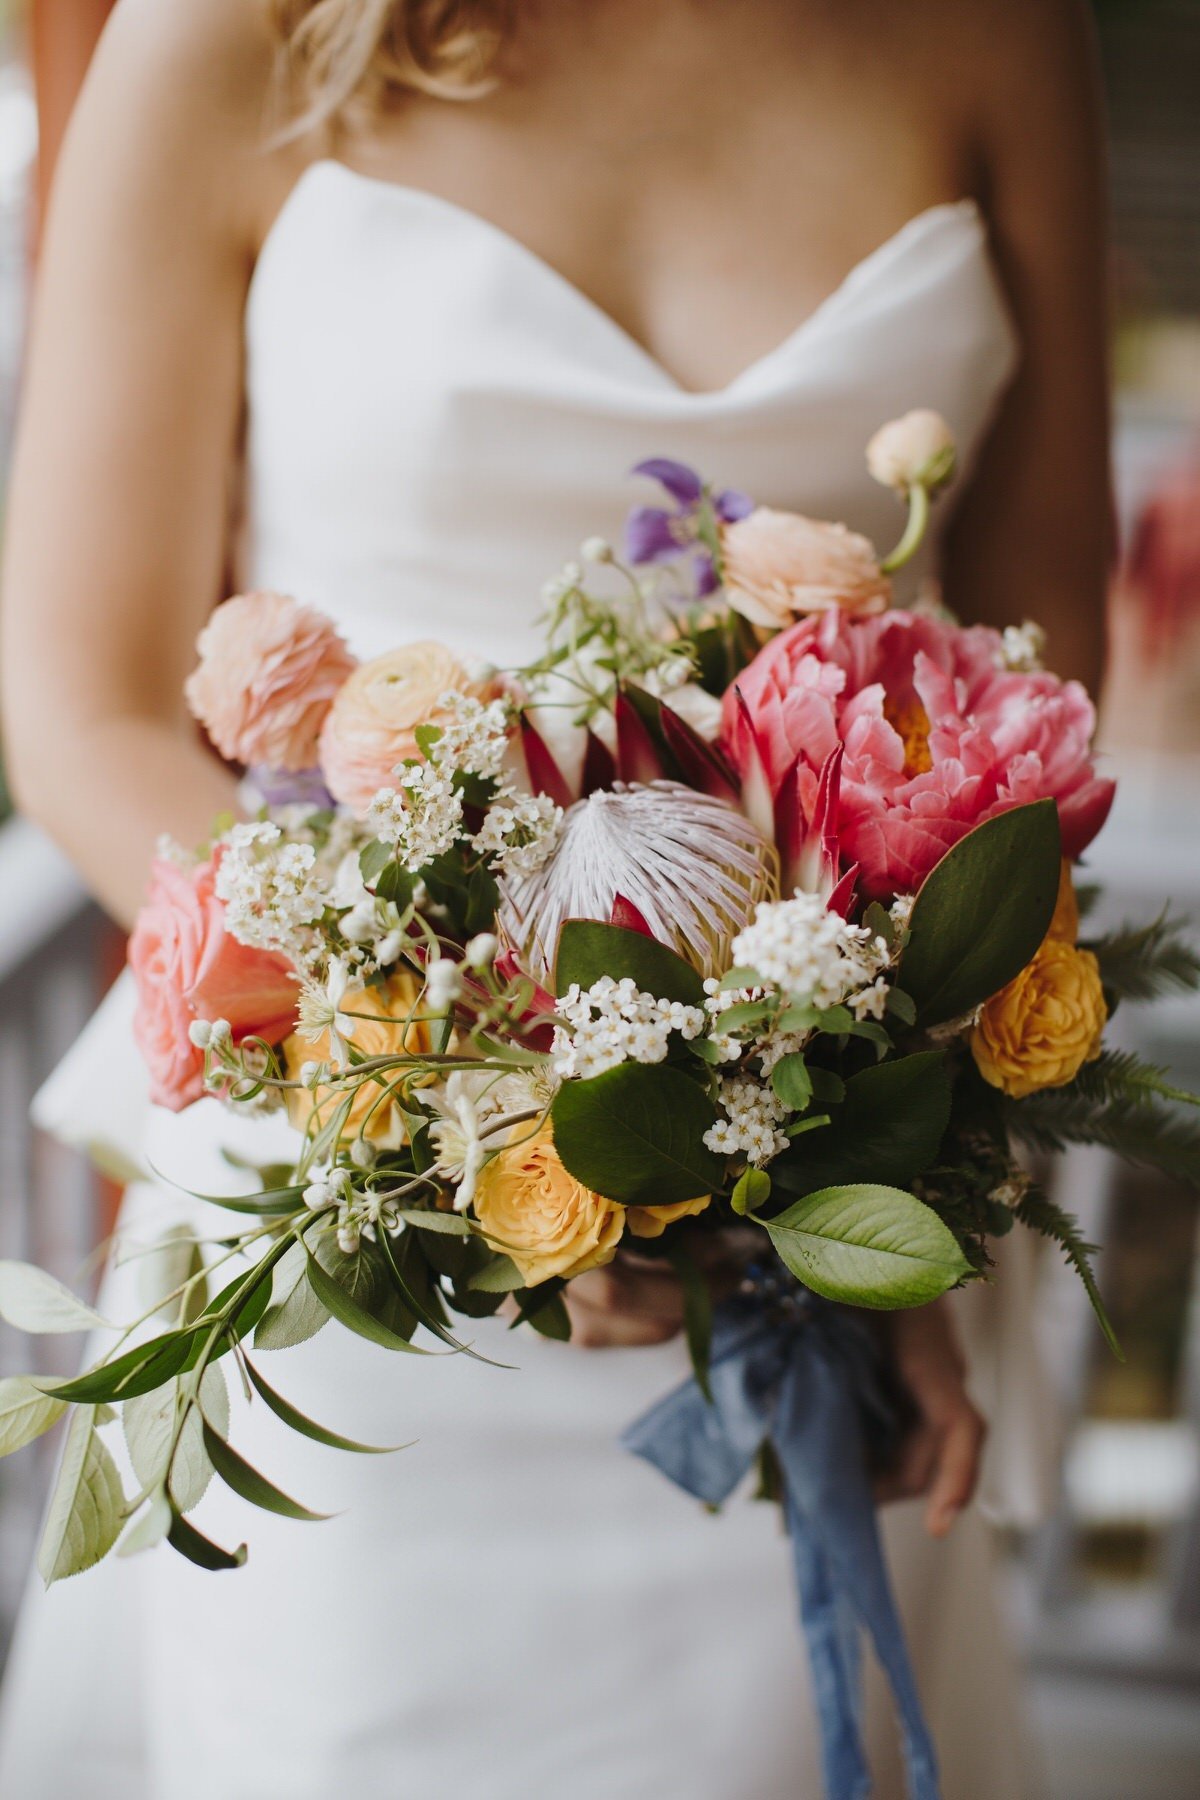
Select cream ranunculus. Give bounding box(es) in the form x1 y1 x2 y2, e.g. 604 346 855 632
473 1123 625 1286
971 938 1107 1099
319 642 494 816
283 971 430 1149
866 410 957 494
720 509 891 629
625 1195 712 1239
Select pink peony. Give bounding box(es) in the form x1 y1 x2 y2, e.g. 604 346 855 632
720 609 1115 900
319 641 495 816
185 592 356 772
129 854 299 1111
720 509 892 630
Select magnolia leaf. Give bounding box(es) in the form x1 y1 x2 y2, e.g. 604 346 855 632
201 1422 331 1521
0 1261 109 1334
551 1063 721 1205
774 1052 951 1195
254 1242 331 1353
122 1364 229 1513
118 1486 173 1558
38 1407 125 1585
899 800 1061 1026
0 1377 67 1457
242 1356 406 1454
553 920 706 1007
764 1184 969 1309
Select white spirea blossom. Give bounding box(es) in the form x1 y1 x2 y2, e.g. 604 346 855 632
730 892 889 1009
702 979 766 1063
424 958 463 1012
464 932 498 970
473 791 563 879
998 620 1046 673
552 975 704 1081
703 1075 789 1167
432 691 512 780
365 765 464 873
215 822 326 960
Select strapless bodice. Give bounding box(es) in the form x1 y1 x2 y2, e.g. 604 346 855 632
241 163 1018 665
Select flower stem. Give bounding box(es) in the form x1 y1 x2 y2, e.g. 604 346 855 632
880 482 931 575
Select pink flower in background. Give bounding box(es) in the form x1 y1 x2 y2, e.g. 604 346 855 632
721 608 1115 900
720 509 892 630
185 592 356 772
129 855 298 1111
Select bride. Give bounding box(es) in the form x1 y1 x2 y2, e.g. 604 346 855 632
0 2 1110 1795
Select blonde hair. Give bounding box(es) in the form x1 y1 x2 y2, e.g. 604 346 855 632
272 0 511 124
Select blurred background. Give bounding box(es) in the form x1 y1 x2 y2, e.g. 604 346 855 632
0 3 1198 1795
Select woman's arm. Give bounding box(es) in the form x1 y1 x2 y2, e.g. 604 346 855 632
943 0 1113 695
0 0 288 925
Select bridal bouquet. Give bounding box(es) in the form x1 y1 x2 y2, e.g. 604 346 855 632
4 414 1198 1649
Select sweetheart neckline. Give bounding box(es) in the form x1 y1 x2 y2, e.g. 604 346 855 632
256 161 988 402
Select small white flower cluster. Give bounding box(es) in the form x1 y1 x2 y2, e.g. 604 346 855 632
731 891 891 1015
366 765 464 873
703 1075 789 1167
432 691 512 780
472 791 563 879
998 620 1046 673
216 822 327 961
303 1166 391 1256
552 976 705 1081
702 979 765 1062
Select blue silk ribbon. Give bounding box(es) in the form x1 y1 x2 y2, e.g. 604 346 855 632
621 1281 942 1800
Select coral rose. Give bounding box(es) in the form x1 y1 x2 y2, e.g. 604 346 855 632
866 410 957 493
625 1195 712 1239
319 642 492 816
721 509 891 630
129 855 299 1112
721 608 1116 900
473 1123 625 1286
185 592 356 772
971 938 1107 1099
283 971 430 1149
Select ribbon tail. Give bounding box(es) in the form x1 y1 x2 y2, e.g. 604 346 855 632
783 1489 871 1800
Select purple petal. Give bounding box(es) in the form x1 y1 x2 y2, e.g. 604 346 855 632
630 458 704 506
693 549 720 597
246 765 335 809
623 505 684 566
715 486 754 523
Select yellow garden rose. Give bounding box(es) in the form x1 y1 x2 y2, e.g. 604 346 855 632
473 1123 625 1286
1047 860 1080 944
626 1195 713 1239
971 938 1106 1099
283 971 430 1149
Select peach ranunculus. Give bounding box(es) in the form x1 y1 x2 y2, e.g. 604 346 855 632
473 1123 625 1286
625 1195 712 1239
866 410 957 494
971 938 1107 1100
129 854 299 1112
319 642 493 816
282 971 430 1150
184 592 356 772
720 509 892 630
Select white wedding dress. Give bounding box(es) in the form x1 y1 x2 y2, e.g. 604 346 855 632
0 167 1044 1799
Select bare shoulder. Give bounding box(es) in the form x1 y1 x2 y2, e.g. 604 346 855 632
950 0 1103 153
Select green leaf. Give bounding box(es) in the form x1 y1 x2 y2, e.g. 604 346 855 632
0 1377 66 1457
0 1261 109 1334
304 1246 435 1354
731 1168 772 1216
119 1487 173 1558
808 1068 846 1106
764 1184 969 1308
46 1331 197 1405
665 1243 713 1402
523 1292 571 1340
254 1243 331 1353
201 1420 332 1521
467 1254 526 1293
359 838 392 885
885 987 918 1027
1089 910 1200 1003
242 1356 406 1454
134 1225 205 1323
37 1407 125 1584
770 1053 813 1112
773 1052 952 1196
899 800 1062 1025
389 1208 472 1235
551 1063 721 1205
122 1365 229 1513
166 1510 247 1572
375 861 416 908
553 920 706 1007
378 1231 512 1366
711 999 776 1035
1014 1186 1122 1359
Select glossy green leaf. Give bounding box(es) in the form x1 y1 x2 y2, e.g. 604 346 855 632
551 1063 721 1205
553 920 705 1007
166 1510 247 1572
38 1407 124 1584
774 1052 952 1195
764 1184 969 1308
45 1331 196 1406
242 1356 406 1454
467 1254 525 1293
731 1168 772 1216
305 1247 435 1354
202 1422 331 1521
770 1053 813 1112
899 800 1062 1025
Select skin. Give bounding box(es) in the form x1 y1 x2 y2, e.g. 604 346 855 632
1 0 1109 1528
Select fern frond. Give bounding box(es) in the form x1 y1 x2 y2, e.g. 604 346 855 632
1065 1049 1200 1113
1006 1088 1200 1187
1088 910 1200 1002
1014 1186 1121 1357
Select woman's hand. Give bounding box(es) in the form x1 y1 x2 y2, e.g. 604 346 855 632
876 1298 987 1537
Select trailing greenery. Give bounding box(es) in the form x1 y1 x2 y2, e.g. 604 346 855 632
1013 1184 1121 1358
1088 911 1200 1003
1006 1083 1200 1187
